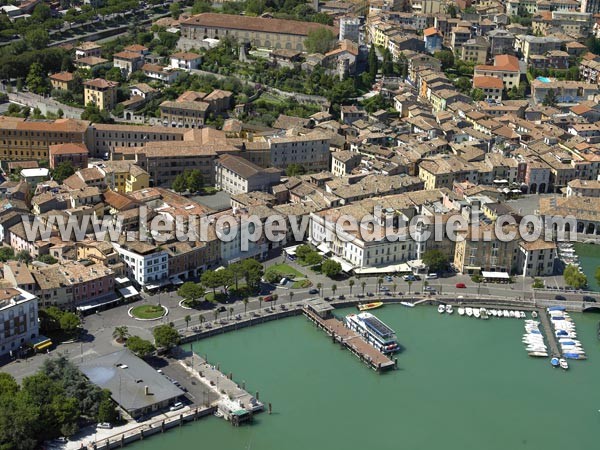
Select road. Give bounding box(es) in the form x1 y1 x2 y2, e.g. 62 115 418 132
2 255 595 381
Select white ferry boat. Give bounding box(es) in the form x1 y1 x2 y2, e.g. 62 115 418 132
344 312 400 354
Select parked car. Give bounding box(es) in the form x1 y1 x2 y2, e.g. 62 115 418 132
338 295 345 300
263 295 273 302
324 297 331 301
380 286 390 292
413 275 421 280
357 294 365 298
385 276 393 282
366 292 374 297
424 286 436 291
426 273 438 280
170 402 184 411
97 423 112 429
309 289 319 295
403 274 416 281
583 295 596 302
455 283 466 288
555 295 566 300
217 306 226 312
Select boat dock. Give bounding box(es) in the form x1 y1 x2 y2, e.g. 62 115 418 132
538 308 561 357
303 304 396 372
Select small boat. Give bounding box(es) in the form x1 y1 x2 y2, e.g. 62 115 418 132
438 304 446 313
473 308 481 319
400 301 415 308
532 311 538 318
509 310 515 318
358 302 384 311
503 310 510 318
458 307 465 316
466 307 473 317
529 352 549 357
551 357 560 368
480 308 489 320
446 304 454 314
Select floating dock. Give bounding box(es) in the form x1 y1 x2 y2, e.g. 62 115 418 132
538 308 561 357
303 303 396 372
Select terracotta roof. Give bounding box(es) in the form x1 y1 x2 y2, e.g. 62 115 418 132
103 190 140 211
50 71 74 82
0 117 90 133
171 51 201 61
124 44 148 52
76 41 101 51
113 51 143 60
473 76 504 89
49 143 88 155
181 13 336 37
84 78 119 89
475 54 519 72
217 154 275 179
76 56 109 66
423 27 439 37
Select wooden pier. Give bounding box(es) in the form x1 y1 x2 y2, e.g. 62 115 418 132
538 308 561 357
303 306 396 372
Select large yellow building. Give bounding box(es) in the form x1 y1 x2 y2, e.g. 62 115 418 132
84 78 119 111
91 160 150 193
179 13 337 52
0 117 90 162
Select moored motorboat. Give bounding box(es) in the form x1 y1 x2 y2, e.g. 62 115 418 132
559 359 569 370
458 307 465 316
551 357 560 368
358 302 384 311
446 304 454 314
473 308 481 319
480 308 489 320
438 304 446 313
532 311 538 318
400 301 415 308
466 307 473 317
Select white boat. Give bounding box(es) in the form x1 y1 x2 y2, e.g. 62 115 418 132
529 352 549 357
532 311 538 318
458 307 465 316
480 308 489 320
473 308 481 319
446 304 454 314
503 310 510 318
509 310 515 318
344 312 399 354
466 307 473 317
400 301 415 308
559 358 569 370
438 304 446 313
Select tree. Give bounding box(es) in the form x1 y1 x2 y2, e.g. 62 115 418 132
304 251 323 266
321 259 342 278
349 279 355 294
52 161 75 183
331 284 337 296
152 324 180 349
96 392 118 424
542 88 557 106
316 282 323 296
289 291 294 304
304 27 336 54
0 247 14 262
241 258 263 291
112 326 130 343
243 297 249 315
59 312 81 336
184 314 191 329
361 281 366 294
286 163 306 177
177 282 204 304
16 250 32 263
377 277 383 294
296 244 312 260
422 249 448 274
368 45 379 80
470 88 485 101
125 335 155 358
81 104 113 123
172 173 187 193
170 1 181 19
393 283 397 294
407 280 413 294
201 270 223 298
186 169 204 192
24 28 49 50
434 50 455 71
381 47 394 76
105 67 124 83
563 264 587 289
26 61 49 95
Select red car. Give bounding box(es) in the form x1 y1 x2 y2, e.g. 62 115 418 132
263 295 274 302
455 283 466 288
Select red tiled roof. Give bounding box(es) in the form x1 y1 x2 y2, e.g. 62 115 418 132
423 27 439 37
50 71 74 82
473 76 504 89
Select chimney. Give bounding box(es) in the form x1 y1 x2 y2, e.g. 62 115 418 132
144 386 149 395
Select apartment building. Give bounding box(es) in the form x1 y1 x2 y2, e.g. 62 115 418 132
89 160 150 193
530 79 599 104
84 78 119 111
473 76 504 102
460 37 489 64
0 288 38 357
169 52 202 70
418 155 479 190
75 41 102 59
0 117 89 162
487 29 515 56
48 143 89 169
113 241 169 288
519 240 556 277
474 54 521 90
179 13 337 52
49 71 75 91
214 154 281 195
566 179 600 197
113 51 145 77
267 131 331 172
331 150 362 176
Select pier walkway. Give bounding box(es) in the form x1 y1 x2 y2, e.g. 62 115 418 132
303 307 395 372
538 308 561 357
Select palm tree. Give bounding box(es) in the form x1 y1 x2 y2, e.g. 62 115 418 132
349 279 355 295
213 309 219 322
199 315 205 327
259 297 263 312
423 280 429 293
289 291 294 304
317 282 323 297
377 277 384 294
407 280 413 295
229 307 234 319
361 281 366 294
273 294 279 307
331 284 337 296
112 326 129 343
184 315 191 329
243 297 249 315
393 283 397 295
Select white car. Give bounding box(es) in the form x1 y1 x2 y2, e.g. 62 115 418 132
170 402 184 411
97 422 112 429
426 273 438 279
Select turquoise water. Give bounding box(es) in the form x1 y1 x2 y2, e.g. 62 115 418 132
575 243 600 292
131 307 600 450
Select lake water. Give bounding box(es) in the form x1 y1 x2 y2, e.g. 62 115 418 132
575 243 600 292
130 307 600 450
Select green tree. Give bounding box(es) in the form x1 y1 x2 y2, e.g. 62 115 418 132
321 259 342 278
381 47 394 76
532 278 544 289
96 391 118 424
126 335 156 358
172 172 187 193
16 250 32 263
331 284 337 296
241 258 264 290
563 264 587 289
37 254 57 264
26 61 49 95
304 27 336 54
81 104 113 123
349 279 355 294
24 28 49 50
304 251 323 266
112 326 130 343
434 50 455 71
152 324 181 349
296 244 312 260
192 0 213 14
201 270 224 298
470 88 485 101
59 312 81 336
186 169 204 192
422 249 448 273
170 1 181 18
177 281 205 304
52 161 75 183
542 88 557 106
368 45 379 80
286 163 306 177
0 247 14 262
105 67 124 83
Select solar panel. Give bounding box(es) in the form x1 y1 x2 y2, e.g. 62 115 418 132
363 315 395 338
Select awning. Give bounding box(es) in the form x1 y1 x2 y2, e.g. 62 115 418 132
317 243 330 254
144 278 171 290
481 271 510 279
329 255 354 273
170 276 184 286
284 244 300 256
119 286 139 299
76 293 121 312
116 277 130 285
35 341 53 351
354 262 410 275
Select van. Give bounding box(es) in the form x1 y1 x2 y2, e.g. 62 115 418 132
426 273 438 279
170 402 184 411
